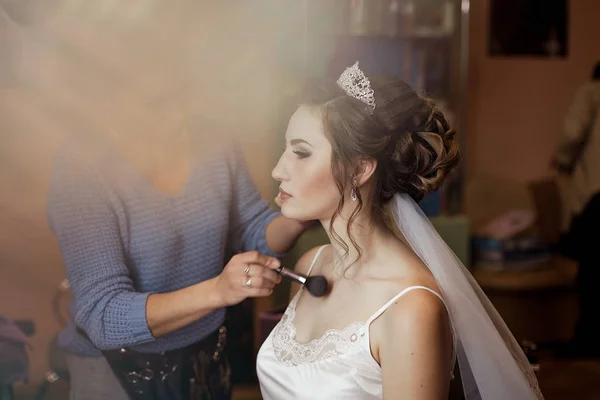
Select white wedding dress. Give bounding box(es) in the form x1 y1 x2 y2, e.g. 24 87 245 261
256 245 454 399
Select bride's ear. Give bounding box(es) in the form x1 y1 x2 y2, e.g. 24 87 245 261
353 158 377 187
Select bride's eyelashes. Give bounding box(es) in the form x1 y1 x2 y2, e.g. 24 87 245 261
283 140 312 160
293 150 311 159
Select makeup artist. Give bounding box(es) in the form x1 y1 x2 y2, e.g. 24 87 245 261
45 6 309 400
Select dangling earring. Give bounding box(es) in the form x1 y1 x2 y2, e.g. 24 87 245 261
350 178 358 201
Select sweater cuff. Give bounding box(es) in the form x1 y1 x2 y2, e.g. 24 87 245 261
127 292 155 343
257 212 288 259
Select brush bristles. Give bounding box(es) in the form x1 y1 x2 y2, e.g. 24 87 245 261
305 276 329 297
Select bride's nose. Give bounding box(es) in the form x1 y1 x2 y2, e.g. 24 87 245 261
272 155 289 182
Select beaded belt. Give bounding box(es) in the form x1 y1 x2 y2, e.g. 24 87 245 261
101 326 231 400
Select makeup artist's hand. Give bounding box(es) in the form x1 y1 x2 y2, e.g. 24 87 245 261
215 251 282 306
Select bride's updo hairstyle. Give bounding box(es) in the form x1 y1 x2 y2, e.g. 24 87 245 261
300 63 460 266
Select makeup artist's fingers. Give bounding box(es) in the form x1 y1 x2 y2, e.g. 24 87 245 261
216 251 281 306
242 276 275 292
245 264 281 284
236 251 280 269
245 278 276 298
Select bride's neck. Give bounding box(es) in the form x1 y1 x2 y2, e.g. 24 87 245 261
322 210 394 278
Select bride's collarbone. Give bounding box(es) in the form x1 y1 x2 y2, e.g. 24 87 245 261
292 304 363 344
293 284 378 335
292 256 429 339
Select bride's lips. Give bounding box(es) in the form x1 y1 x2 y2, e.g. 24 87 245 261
278 188 292 202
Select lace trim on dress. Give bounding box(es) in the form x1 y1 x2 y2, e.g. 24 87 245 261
271 294 366 367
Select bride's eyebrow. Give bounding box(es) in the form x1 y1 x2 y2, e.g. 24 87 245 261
290 139 313 147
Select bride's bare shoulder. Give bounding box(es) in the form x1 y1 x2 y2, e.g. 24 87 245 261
294 246 326 273
366 246 451 365
369 241 440 293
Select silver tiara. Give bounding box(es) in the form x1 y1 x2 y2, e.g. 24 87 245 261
336 61 376 110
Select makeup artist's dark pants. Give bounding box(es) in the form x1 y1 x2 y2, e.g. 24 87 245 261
68 327 231 400
564 192 600 347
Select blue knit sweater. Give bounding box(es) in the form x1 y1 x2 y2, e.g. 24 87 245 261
47 134 280 356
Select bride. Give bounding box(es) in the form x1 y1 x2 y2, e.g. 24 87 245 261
256 62 542 399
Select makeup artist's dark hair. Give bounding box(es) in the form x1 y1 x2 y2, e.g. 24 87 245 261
300 73 460 268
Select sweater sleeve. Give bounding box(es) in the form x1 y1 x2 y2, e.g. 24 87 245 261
47 149 155 350
227 143 283 257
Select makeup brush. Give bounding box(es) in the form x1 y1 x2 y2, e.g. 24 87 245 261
276 266 329 297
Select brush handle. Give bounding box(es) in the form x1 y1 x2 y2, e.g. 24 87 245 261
276 266 307 285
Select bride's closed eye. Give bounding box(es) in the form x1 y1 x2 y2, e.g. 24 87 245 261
284 138 313 160
293 149 311 159
282 143 312 160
